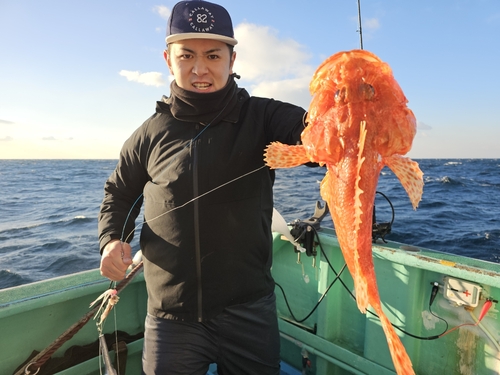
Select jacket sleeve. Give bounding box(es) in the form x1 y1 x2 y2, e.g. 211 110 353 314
262 99 307 145
98 124 152 252
262 99 320 168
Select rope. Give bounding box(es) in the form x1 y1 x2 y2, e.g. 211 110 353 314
15 261 144 375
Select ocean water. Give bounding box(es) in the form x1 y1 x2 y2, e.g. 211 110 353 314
0 159 499 290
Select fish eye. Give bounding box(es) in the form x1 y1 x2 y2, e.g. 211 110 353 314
361 83 375 100
334 87 346 102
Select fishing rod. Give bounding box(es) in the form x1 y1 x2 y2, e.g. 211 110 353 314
357 0 364 49
14 261 144 375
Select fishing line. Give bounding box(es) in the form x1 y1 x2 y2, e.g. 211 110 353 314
119 122 212 243
112 302 120 375
97 304 118 375
123 165 267 243
118 83 238 243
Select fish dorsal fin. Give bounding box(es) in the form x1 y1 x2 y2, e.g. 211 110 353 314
383 155 424 209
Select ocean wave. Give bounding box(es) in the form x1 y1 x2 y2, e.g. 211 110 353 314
1 159 498 288
46 254 99 275
60 217 96 230
0 223 44 236
440 176 452 184
0 269 33 289
450 231 500 262
0 215 95 235
469 179 500 188
423 175 465 186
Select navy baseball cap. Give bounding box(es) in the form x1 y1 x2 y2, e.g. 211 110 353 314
166 1 238 46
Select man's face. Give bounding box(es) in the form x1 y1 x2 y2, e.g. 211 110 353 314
165 39 236 93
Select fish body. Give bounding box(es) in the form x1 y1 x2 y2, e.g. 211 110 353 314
265 50 423 375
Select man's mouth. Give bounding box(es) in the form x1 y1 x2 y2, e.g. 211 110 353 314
192 83 212 90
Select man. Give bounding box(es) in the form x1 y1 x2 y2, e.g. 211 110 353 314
98 1 307 373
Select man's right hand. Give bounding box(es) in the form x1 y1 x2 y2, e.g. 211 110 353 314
100 239 133 281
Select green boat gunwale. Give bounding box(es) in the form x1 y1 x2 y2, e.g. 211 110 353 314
1 230 499 374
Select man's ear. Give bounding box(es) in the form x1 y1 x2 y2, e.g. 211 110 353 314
229 51 236 74
164 49 173 74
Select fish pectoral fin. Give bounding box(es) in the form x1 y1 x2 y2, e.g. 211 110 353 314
384 155 424 209
264 142 310 169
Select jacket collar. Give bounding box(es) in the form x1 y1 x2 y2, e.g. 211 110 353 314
158 76 249 125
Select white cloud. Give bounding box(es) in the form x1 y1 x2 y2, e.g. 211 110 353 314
364 17 380 31
39 136 74 141
251 77 312 109
119 70 167 87
153 5 170 20
117 22 315 106
234 22 314 82
352 16 380 42
233 22 315 108
117 22 314 105
417 121 432 130
0 136 13 142
0 119 15 125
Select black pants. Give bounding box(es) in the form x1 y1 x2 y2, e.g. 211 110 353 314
142 292 280 375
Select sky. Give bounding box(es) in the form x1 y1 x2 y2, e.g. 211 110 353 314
0 0 499 159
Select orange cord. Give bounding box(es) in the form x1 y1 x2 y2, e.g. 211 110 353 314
439 299 494 338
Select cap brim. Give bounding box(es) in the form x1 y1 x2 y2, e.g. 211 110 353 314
166 33 238 46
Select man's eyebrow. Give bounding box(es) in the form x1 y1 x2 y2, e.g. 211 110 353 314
203 48 222 54
178 47 222 55
178 47 195 54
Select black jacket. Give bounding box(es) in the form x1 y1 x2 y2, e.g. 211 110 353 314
98 81 305 321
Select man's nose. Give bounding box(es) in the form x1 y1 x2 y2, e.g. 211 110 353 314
192 58 208 75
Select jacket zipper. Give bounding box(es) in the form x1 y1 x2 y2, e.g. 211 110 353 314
192 135 203 322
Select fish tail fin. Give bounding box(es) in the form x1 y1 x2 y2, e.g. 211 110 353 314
264 142 311 169
384 155 424 209
376 307 415 375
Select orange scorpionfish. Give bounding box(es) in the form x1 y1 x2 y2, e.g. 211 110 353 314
265 49 424 375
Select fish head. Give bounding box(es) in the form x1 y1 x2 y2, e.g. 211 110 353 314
303 49 417 163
